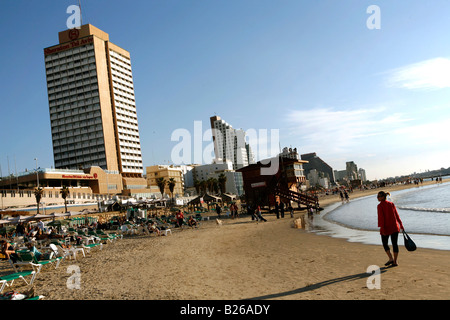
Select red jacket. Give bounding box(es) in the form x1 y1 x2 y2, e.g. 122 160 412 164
377 200 404 235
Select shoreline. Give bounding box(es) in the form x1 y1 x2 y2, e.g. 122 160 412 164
307 179 450 251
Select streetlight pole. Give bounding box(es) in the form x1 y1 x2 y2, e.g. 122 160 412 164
34 158 40 188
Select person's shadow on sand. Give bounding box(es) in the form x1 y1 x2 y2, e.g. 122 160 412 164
246 267 389 300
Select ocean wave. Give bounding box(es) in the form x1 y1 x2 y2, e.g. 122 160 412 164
397 205 450 213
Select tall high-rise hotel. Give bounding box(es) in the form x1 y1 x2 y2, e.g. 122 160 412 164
43 24 145 187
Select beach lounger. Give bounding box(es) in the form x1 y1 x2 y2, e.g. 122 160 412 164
88 230 112 243
107 231 123 240
96 230 118 241
0 263 42 293
76 230 99 244
12 250 62 272
81 242 103 253
25 295 45 300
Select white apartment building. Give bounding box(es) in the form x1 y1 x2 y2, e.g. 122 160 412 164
192 160 244 196
209 116 255 170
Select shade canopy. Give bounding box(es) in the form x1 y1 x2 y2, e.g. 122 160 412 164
188 193 222 205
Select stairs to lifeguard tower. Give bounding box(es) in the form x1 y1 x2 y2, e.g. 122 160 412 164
273 185 319 208
267 173 321 209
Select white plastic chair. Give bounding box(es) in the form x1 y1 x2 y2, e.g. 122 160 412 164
50 243 85 261
161 228 172 236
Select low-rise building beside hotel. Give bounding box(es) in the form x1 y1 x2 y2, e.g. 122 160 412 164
192 161 244 196
146 165 184 198
0 166 150 210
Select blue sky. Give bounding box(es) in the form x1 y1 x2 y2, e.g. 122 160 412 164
1 0 450 181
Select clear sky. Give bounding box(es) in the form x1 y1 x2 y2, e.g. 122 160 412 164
1 0 450 181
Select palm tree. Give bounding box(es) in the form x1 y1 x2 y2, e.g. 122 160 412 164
193 179 201 195
212 178 219 194
60 185 70 213
199 180 207 194
206 177 215 193
156 177 166 199
168 178 176 203
218 173 227 194
34 187 44 215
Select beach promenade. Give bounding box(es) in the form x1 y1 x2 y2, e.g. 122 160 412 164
1 180 449 300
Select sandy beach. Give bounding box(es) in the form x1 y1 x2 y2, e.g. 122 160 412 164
2 181 450 301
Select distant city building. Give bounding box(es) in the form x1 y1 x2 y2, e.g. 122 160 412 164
192 160 244 196
358 168 367 182
146 165 184 198
334 169 347 182
301 152 335 184
346 161 358 180
307 169 330 189
43 24 148 196
307 169 319 187
177 165 196 189
210 116 255 170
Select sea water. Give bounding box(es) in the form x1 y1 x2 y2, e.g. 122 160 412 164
306 181 450 251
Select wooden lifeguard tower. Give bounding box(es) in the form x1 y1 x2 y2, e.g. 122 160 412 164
237 156 320 209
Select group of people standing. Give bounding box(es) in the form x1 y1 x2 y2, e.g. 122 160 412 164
339 190 350 203
246 204 267 222
274 201 294 219
215 203 240 219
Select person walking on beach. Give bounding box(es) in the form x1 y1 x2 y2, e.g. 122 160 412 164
247 204 257 221
280 201 285 218
288 204 294 218
216 204 222 219
274 201 280 219
255 205 267 222
377 191 404 267
344 191 349 203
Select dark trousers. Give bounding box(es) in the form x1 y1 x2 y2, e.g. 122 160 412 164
381 232 399 252
256 212 267 222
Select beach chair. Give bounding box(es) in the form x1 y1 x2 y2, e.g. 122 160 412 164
0 263 42 293
81 242 103 253
49 243 85 261
12 250 62 272
107 231 123 240
77 230 100 244
95 230 117 241
89 230 113 243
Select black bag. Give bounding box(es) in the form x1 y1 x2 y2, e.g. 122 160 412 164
402 230 416 252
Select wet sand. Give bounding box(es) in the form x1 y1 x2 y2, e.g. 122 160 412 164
1 180 449 300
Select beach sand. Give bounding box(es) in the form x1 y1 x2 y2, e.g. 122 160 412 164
2 181 450 300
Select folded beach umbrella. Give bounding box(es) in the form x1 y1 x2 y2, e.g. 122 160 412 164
31 213 54 220
5 216 30 223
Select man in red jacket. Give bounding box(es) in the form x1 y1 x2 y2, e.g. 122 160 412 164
377 191 404 267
